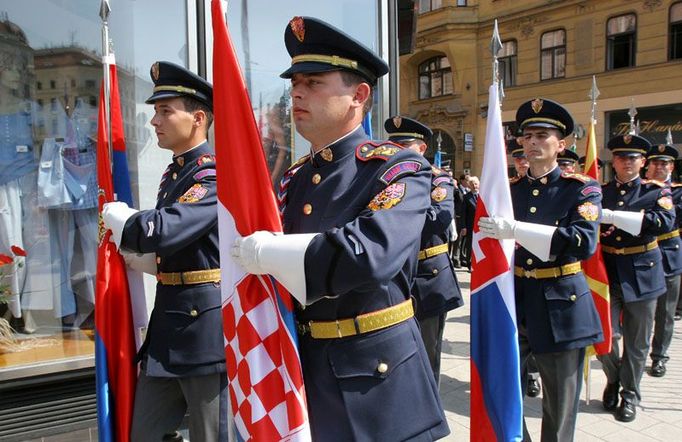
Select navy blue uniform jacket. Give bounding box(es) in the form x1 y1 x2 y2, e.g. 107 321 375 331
121 142 225 377
281 127 449 442
511 167 603 354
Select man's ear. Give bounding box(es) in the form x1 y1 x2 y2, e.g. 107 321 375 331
419 142 428 155
352 82 371 109
193 109 206 127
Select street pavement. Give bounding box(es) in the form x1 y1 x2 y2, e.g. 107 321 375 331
440 269 682 441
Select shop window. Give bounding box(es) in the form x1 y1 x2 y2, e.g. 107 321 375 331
607 14 636 70
418 56 453 99
419 0 442 13
540 29 566 80
671 2 682 60
497 40 517 87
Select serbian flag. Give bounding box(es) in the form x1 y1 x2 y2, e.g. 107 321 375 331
470 82 523 442
211 1 310 440
582 119 611 356
95 56 137 442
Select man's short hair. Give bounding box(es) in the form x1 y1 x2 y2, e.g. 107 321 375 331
181 96 214 131
340 71 373 116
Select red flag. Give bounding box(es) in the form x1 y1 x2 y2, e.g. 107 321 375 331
211 1 310 440
95 60 137 442
582 119 612 355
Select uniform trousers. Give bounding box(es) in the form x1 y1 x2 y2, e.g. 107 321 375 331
130 370 230 442
520 331 584 442
597 283 657 404
651 274 681 363
526 354 540 383
418 312 447 387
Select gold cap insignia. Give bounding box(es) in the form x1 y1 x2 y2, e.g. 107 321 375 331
320 147 333 162
623 135 632 144
151 62 160 81
659 145 665 152
531 98 544 114
290 17 305 43
392 116 402 129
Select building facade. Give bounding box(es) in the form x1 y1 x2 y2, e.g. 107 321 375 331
400 0 682 178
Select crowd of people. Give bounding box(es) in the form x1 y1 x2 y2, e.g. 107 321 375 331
97 13 680 442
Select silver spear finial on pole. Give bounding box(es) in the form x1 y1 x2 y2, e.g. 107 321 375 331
490 19 502 85
628 99 638 136
666 128 674 146
589 75 600 125
100 0 113 168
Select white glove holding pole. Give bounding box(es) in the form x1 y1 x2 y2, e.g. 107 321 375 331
121 251 157 275
102 202 139 249
478 216 557 261
231 231 318 305
601 208 643 236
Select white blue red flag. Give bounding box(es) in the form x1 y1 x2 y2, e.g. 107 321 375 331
211 1 311 440
469 82 523 441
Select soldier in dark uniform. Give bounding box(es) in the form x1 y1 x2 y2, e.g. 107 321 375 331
644 144 682 377
383 115 464 385
598 134 675 422
508 137 529 178
102 62 228 441
557 148 579 173
479 98 603 441
232 17 449 441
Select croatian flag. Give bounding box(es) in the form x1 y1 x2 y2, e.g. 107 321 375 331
469 82 523 441
95 57 138 442
211 1 310 440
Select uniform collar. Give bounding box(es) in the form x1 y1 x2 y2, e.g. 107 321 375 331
615 175 640 188
527 165 561 185
173 141 211 167
311 125 367 168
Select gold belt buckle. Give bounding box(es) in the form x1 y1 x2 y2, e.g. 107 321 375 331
335 319 343 338
524 269 536 278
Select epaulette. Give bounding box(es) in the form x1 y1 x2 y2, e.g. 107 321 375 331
356 141 403 161
284 154 310 174
641 179 666 188
672 182 682 188
431 165 443 175
560 171 591 183
197 154 215 166
509 176 522 185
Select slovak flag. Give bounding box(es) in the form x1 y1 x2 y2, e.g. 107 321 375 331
469 82 523 441
211 1 311 440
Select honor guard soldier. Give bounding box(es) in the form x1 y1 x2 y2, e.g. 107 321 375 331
508 137 529 178
479 98 603 441
598 134 675 422
384 115 464 385
645 143 682 378
232 17 449 441
102 62 228 441
557 148 579 173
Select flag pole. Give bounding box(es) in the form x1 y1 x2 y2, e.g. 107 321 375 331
490 20 502 88
100 0 113 175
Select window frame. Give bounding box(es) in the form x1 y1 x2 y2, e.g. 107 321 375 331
418 55 453 100
418 0 443 14
540 29 566 81
497 39 517 87
606 13 637 70
670 2 682 60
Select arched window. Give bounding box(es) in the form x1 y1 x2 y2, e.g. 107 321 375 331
670 2 682 60
540 29 566 80
418 56 452 100
607 14 636 70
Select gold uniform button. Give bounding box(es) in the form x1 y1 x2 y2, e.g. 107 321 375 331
432 268 439 275
526 258 533 265
676 244 680 249
172 172 178 180
569 294 577 302
312 174 321 184
303 203 313 215
377 362 388 374
529 207 537 213
532 189 540 196
650 262 654 267
617 201 624 206
190 309 199 317
616 236 621 241
620 190 626 195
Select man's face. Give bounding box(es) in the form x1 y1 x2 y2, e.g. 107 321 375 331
290 71 360 142
395 139 427 155
612 154 644 180
520 127 565 163
150 97 197 151
469 178 480 192
558 162 575 173
647 159 674 181
513 156 529 176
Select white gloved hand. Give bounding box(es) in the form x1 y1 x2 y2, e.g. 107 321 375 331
231 231 319 305
601 208 615 225
102 202 139 249
606 209 644 236
478 216 516 240
121 251 157 275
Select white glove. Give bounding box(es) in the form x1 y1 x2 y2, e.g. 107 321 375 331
479 216 557 261
121 251 157 275
448 219 458 242
102 202 139 249
601 209 643 236
231 231 318 305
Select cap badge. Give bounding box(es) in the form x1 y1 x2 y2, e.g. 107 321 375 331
290 17 305 43
659 145 665 152
531 98 544 114
392 116 402 129
151 62 160 81
623 135 632 145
